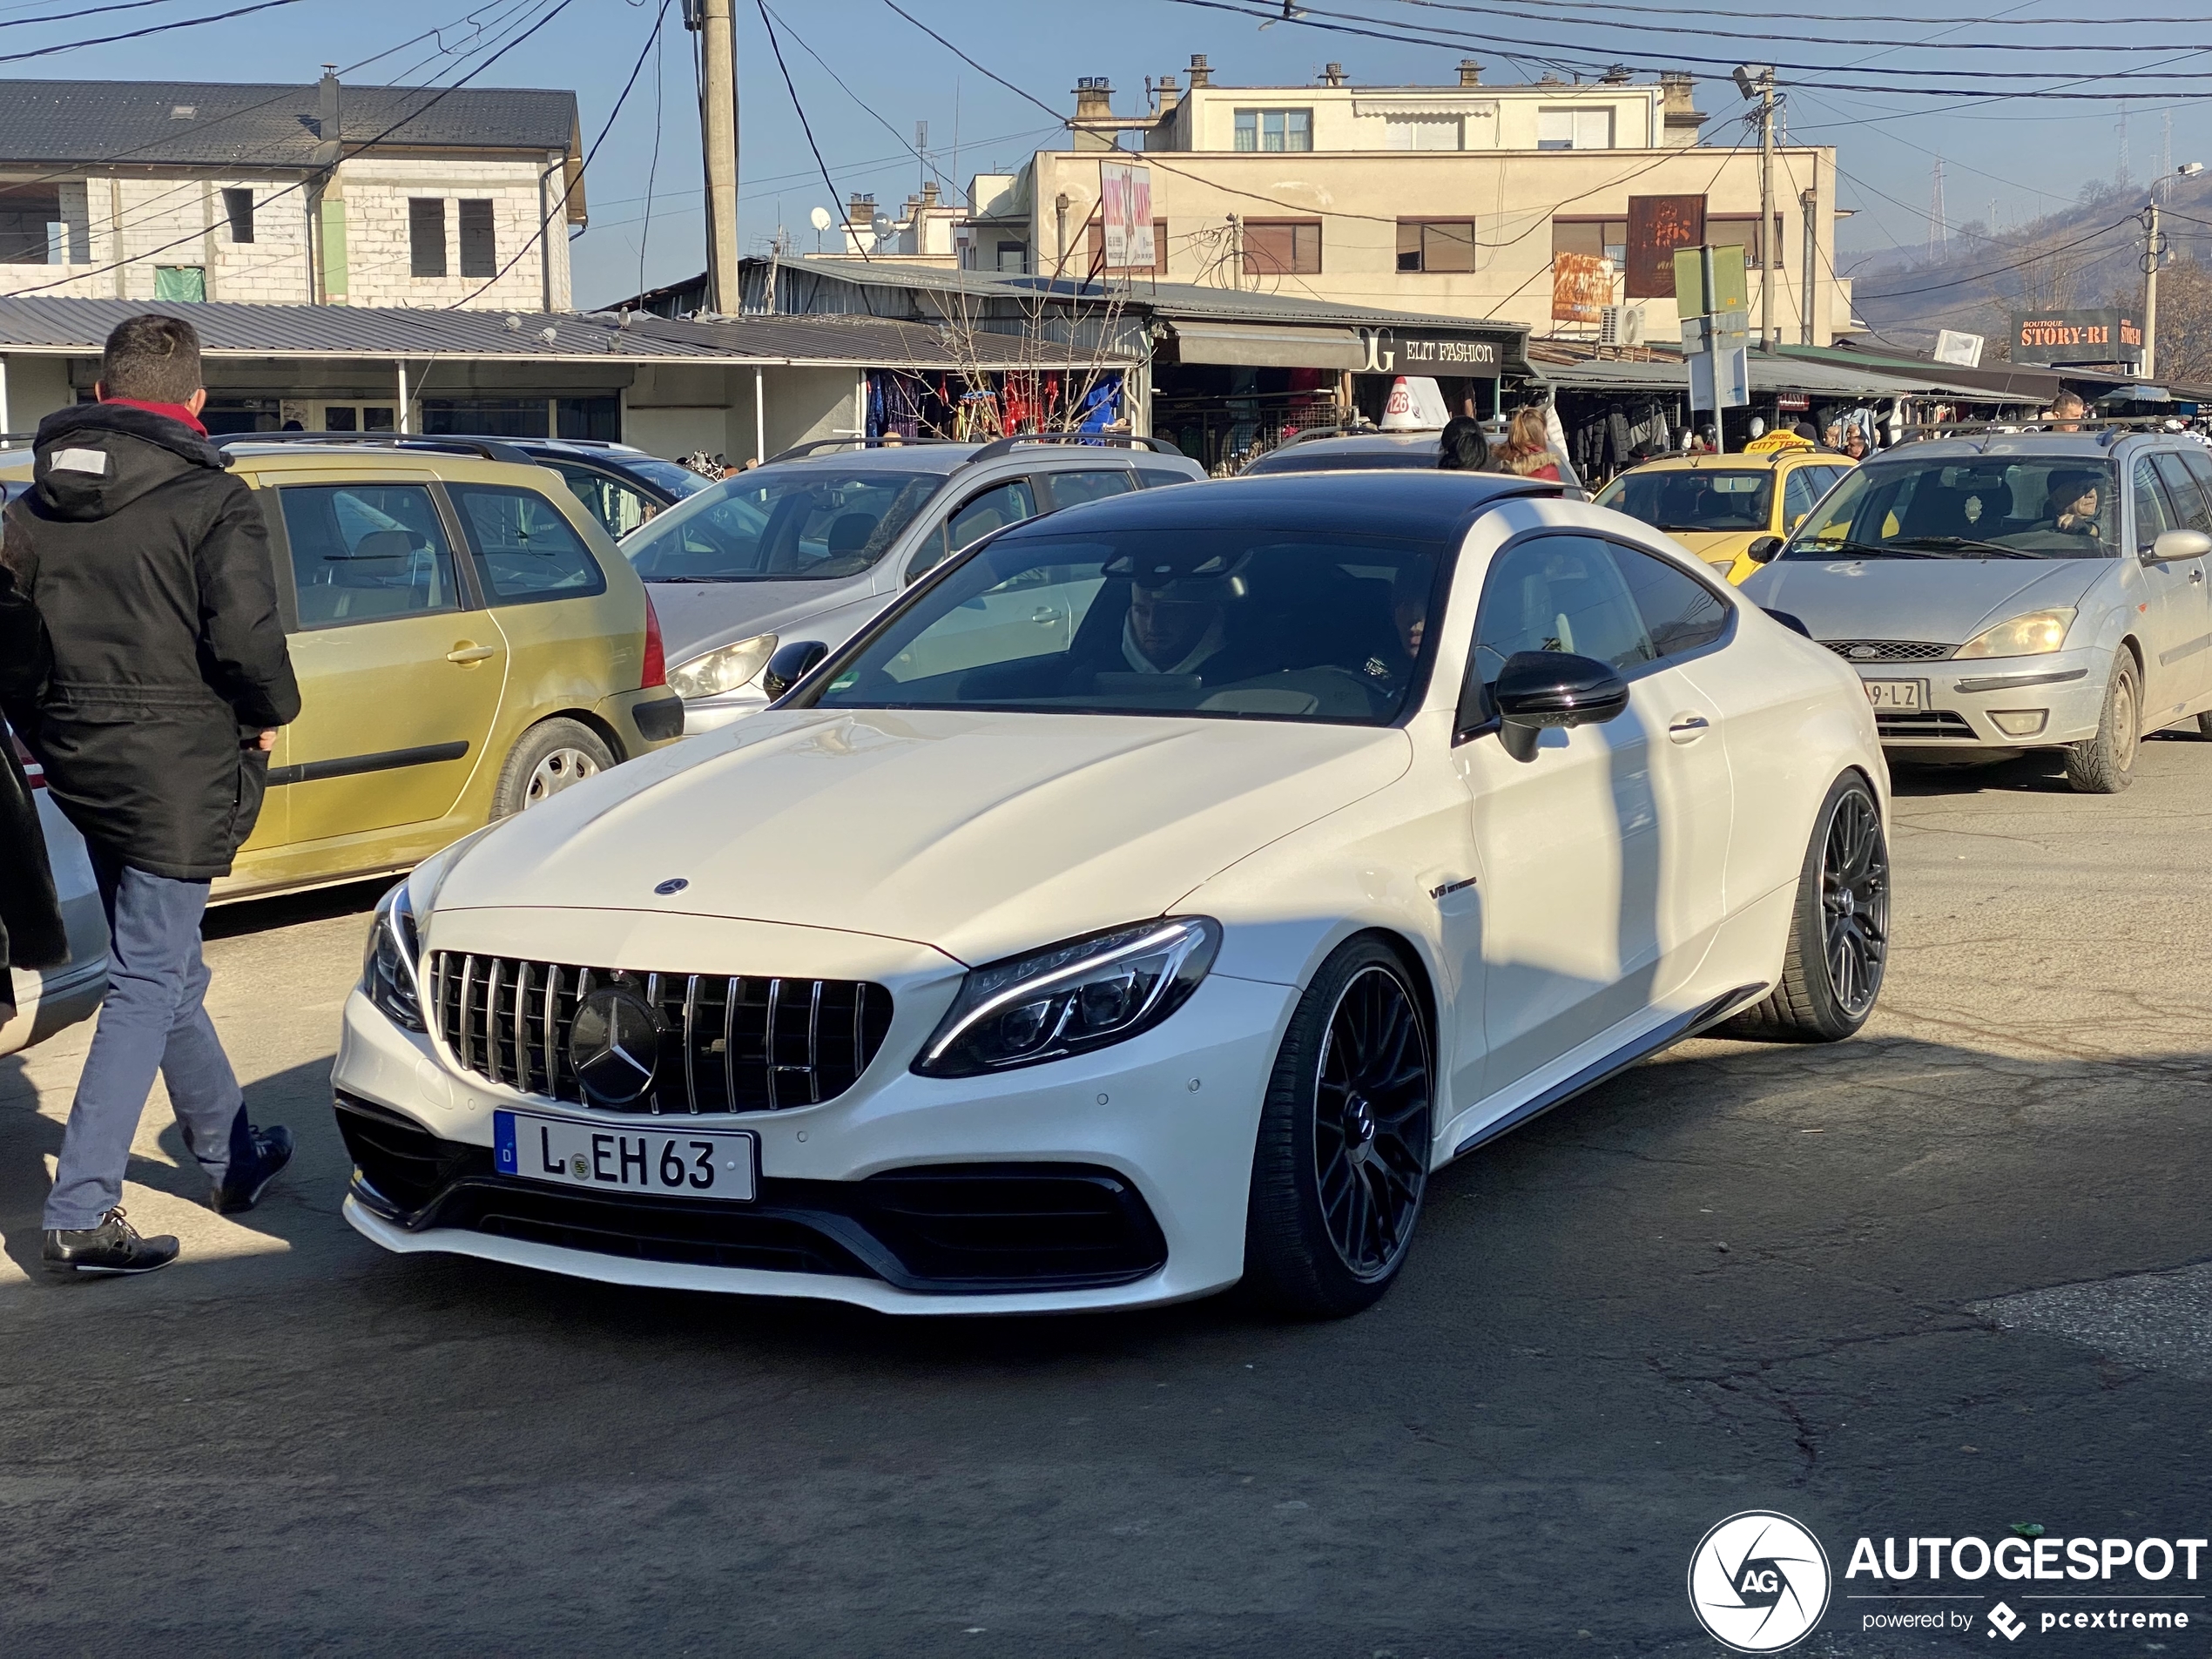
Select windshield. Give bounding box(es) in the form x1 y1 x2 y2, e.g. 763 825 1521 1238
806 527 1444 725
624 465 943 582
1244 443 1438 475
1784 455 2118 560
621 457 713 499
1598 468 1773 533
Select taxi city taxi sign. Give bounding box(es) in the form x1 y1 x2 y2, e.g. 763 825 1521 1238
1743 430 1816 453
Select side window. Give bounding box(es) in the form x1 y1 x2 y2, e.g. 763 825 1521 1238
907 479 1038 582
449 485 608 604
1782 467 1818 530
1466 534 1656 716
1136 467 1193 489
553 463 653 540
1610 543 1731 660
278 483 461 629
2134 458 2175 552
2150 454 2212 534
1041 469 1136 511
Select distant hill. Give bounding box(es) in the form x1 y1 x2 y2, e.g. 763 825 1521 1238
1844 174 2212 360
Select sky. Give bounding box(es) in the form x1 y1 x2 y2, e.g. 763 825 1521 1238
7 0 2210 307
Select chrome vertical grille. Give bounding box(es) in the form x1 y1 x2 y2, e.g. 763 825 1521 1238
429 952 894 1114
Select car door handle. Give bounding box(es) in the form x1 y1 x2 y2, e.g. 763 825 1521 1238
1668 713 1711 743
446 644 498 664
2193 568 2205 584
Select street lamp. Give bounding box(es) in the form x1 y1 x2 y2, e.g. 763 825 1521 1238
1731 65 1781 350
2143 163 2201 379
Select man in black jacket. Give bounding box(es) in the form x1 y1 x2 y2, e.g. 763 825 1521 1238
7 314 301 1275
1 516 67 1031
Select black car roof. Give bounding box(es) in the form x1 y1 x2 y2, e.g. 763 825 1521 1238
1001 469 1558 542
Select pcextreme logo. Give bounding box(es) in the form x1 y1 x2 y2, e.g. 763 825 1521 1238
1688 1510 1834 1653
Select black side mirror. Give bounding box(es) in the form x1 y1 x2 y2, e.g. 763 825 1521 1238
760 640 829 700
1491 651 1630 763
1746 535 1784 565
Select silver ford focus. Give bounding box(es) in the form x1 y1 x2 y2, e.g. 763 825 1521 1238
1739 429 2212 792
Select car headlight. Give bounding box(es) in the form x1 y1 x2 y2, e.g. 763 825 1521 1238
361 880 425 1032
913 917 1222 1078
1955 607 2075 659
667 633 777 699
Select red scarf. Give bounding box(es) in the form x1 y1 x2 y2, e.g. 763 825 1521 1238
100 395 208 436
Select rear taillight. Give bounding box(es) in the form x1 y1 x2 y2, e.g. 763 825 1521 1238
8 730 41 789
641 592 667 691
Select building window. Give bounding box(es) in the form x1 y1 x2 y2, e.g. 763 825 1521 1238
1396 219 1480 273
153 266 206 301
223 188 254 245
995 239 1026 273
1234 109 1313 152
459 199 496 279
0 186 61 265
1386 117 1461 151
1537 108 1615 150
1242 219 1322 276
409 199 448 278
1085 217 1169 274
1709 212 1785 269
1552 217 1629 267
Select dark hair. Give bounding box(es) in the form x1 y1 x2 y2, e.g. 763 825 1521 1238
1438 415 1494 472
99 314 202 403
1792 421 1819 442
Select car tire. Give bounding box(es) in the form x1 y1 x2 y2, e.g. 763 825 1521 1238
1244 936 1433 1319
491 718 616 818
1720 772 1889 1044
2066 655 2141 793
2195 710 2212 740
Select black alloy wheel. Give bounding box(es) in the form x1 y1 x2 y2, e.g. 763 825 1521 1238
1315 966 1433 1278
1245 937 1433 1318
1820 783 1889 1020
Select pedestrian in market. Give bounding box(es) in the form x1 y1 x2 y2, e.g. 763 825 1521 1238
1840 428 1871 462
8 314 300 1277
1436 414 1498 471
0 513 67 1036
1496 406 1563 482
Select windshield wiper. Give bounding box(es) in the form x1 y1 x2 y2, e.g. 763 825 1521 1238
1787 538 1937 560
1884 535 2039 559
644 574 740 583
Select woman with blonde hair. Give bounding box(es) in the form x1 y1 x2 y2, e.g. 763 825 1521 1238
1496 405 1562 482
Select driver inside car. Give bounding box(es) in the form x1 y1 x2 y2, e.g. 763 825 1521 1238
2045 471 2104 543
1124 570 1234 675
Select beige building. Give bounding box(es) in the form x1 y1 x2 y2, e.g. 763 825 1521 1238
954 57 1852 347
0 77 583 314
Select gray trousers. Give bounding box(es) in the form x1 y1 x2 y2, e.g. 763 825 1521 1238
44 843 246 1230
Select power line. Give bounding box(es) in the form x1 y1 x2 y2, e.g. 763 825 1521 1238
1 0 582 297
878 0 1063 124
0 0 311 65
755 0 869 261
1374 0 2212 31
1852 214 2135 299
1368 0 2212 50
452 0 673 307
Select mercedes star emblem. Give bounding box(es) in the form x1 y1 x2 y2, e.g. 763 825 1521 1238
569 984 664 1105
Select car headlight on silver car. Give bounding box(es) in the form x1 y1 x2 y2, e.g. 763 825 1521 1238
667 632 777 699
914 917 1222 1078
361 880 425 1032
1955 607 2075 659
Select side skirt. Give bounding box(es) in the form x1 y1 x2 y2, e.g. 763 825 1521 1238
1448 983 1769 1160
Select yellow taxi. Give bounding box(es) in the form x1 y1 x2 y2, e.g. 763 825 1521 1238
209 437 684 900
1592 438 1856 584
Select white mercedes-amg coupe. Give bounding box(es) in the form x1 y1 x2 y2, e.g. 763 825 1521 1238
334 470 1889 1318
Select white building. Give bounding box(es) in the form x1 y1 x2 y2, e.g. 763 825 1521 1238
0 77 583 312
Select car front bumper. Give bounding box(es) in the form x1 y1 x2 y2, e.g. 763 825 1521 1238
330 969 1298 1314
1850 646 2107 750
672 689 771 735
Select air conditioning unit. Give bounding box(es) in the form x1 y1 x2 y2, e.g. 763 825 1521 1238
1598 304 1645 347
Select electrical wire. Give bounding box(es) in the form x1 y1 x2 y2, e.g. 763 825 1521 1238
1 0 581 297
761 3 934 180
1365 0 2212 51
1852 215 2137 300
754 0 869 260
449 0 673 307
878 0 1064 125
0 0 311 65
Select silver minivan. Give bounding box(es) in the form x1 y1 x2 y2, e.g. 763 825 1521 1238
624 435 1204 731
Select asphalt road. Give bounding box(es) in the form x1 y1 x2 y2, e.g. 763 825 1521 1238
7 740 2212 1657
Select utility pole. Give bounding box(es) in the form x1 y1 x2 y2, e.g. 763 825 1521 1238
2143 160 2203 381
692 0 740 315
1800 187 1817 346
1757 70 1776 353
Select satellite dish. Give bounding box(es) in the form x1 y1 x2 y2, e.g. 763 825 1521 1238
809 206 833 231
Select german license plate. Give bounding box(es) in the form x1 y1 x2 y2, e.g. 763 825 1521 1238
494 1110 758 1202
1863 679 1925 711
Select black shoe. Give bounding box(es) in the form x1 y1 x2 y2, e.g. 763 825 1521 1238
44 1207 179 1276
210 1124 293 1215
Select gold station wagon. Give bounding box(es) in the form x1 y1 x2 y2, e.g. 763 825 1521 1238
211 436 684 900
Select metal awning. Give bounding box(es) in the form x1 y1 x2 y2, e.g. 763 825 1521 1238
1163 320 1366 370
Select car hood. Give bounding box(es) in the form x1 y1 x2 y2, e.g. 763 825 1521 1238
1741 554 2104 644
432 709 1413 966
644 576 893 667
1662 528 1752 566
